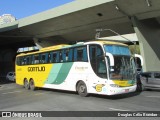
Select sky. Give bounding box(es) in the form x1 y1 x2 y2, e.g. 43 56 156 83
0 0 74 19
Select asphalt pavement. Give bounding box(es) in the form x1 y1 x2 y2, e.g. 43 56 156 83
0 81 160 120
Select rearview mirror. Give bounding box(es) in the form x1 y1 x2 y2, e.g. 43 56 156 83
134 54 143 66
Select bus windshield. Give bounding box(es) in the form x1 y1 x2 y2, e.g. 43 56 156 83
104 45 136 80
104 45 130 56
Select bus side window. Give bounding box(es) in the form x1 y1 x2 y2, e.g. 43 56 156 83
16 57 19 65
74 48 77 61
47 53 51 63
74 46 88 62
62 49 71 62
56 51 60 63
34 54 40 64
45 53 49 63
52 52 57 63
17 57 23 66
40 53 49 64
26 56 29 65
22 57 27 65
29 55 33 65
83 47 88 62
68 49 73 62
31 55 34 64
40 53 45 63
50 52 53 63
26 55 32 65
77 48 83 61
20 57 23 65
65 50 69 62
52 51 59 63
62 50 66 62
59 51 63 62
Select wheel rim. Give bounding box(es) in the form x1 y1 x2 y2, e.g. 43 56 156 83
30 81 33 86
79 85 86 93
77 82 88 97
24 80 28 89
30 81 34 89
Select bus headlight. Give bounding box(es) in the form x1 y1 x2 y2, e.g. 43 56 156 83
110 84 119 88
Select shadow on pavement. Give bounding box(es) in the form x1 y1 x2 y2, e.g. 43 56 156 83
40 88 77 96
91 91 142 100
1 79 142 100
0 78 15 86
39 87 142 100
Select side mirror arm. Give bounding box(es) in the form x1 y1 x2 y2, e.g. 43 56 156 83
106 52 114 66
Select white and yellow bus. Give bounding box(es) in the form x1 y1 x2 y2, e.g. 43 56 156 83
16 40 137 96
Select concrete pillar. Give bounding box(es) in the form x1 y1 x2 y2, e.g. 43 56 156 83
0 49 16 79
131 17 160 72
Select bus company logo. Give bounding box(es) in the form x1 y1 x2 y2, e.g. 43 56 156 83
2 112 11 117
93 84 105 92
75 66 88 71
28 66 45 72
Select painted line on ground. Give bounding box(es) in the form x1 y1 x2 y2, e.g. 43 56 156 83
0 84 20 91
145 96 160 98
2 91 22 95
109 107 131 111
34 93 44 96
0 87 16 91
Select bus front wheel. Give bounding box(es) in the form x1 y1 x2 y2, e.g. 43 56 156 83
77 81 89 97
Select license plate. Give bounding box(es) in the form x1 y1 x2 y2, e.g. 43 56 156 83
125 89 129 92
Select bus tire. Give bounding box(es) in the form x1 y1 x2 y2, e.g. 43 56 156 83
29 79 36 91
77 81 89 97
24 79 30 90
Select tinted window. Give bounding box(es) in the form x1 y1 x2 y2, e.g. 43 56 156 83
34 54 40 64
74 46 88 62
47 53 51 63
26 56 32 65
51 51 59 63
16 46 87 65
62 49 73 62
40 53 49 64
9 73 13 76
104 45 130 56
141 73 151 78
16 57 23 66
154 73 160 79
59 51 63 62
89 45 107 78
22 57 27 65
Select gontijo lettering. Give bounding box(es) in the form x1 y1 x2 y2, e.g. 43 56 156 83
28 66 45 72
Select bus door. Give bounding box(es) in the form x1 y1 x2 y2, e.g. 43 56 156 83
89 45 107 79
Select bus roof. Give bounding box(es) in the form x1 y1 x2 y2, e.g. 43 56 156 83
40 44 70 51
16 44 70 57
86 40 128 46
16 40 128 57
